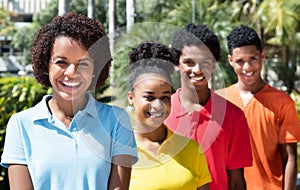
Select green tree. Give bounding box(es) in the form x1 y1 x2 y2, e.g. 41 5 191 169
0 8 15 37
0 8 16 56
254 0 300 93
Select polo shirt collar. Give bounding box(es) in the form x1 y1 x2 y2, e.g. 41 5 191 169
32 93 98 121
136 128 173 149
80 93 98 120
173 88 212 119
137 128 191 156
33 95 53 121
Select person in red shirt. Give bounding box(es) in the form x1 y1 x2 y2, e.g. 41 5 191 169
221 25 300 190
164 23 253 190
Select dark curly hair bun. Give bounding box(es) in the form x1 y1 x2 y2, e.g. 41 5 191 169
129 41 177 75
128 41 178 90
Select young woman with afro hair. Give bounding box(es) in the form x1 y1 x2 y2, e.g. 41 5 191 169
1 12 137 190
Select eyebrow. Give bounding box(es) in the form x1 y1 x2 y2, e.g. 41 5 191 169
143 90 171 94
181 57 193 61
52 56 92 62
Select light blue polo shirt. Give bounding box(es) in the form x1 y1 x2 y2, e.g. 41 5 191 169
1 93 137 190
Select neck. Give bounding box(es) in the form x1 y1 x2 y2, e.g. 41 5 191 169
237 80 265 94
49 94 88 120
134 125 167 145
180 87 211 111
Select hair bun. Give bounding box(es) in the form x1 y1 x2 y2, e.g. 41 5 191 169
129 41 177 75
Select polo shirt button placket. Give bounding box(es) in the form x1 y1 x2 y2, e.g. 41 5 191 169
188 112 196 136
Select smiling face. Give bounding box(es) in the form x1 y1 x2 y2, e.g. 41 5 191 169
49 36 94 102
179 45 216 92
228 45 265 91
128 73 172 132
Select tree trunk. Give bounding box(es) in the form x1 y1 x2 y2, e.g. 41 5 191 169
88 0 95 18
109 0 116 51
109 0 116 86
58 0 68 16
126 0 135 32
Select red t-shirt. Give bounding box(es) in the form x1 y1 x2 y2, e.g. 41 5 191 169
165 89 253 190
223 84 300 190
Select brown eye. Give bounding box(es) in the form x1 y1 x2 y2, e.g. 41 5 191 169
144 96 155 101
185 61 195 67
161 96 170 102
55 60 67 65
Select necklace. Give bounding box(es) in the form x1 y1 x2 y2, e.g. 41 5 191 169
65 115 74 121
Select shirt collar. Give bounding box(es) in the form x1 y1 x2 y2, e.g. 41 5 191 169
80 93 98 120
32 93 98 121
33 95 53 121
173 88 212 119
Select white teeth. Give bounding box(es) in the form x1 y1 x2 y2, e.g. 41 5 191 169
191 76 205 81
62 81 80 87
242 71 254 76
149 113 164 118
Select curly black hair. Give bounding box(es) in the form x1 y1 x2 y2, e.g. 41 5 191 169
227 25 262 55
31 12 111 89
128 41 178 91
171 23 221 62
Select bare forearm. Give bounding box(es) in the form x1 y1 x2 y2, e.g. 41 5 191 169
283 159 297 190
280 143 298 190
229 168 246 190
8 164 33 190
108 164 131 190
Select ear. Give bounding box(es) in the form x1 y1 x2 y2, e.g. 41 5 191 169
127 91 134 105
228 54 233 67
174 65 180 71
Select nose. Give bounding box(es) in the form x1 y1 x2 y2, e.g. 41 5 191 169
64 64 77 77
192 63 202 74
150 99 165 111
243 61 252 70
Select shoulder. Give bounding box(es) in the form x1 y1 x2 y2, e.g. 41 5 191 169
169 131 203 153
10 95 49 121
211 91 244 114
170 88 181 103
258 84 293 101
92 96 127 115
96 102 127 116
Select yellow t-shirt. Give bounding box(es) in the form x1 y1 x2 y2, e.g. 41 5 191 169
130 129 211 190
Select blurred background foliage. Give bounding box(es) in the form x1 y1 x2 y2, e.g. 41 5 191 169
0 0 300 189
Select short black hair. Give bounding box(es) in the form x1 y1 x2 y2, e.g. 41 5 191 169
128 41 177 91
227 25 262 55
172 23 221 62
31 12 111 89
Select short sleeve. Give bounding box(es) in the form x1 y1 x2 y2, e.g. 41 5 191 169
227 109 253 169
279 100 300 143
194 146 212 187
111 108 138 165
1 114 27 168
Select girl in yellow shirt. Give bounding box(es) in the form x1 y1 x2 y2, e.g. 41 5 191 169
127 41 211 190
